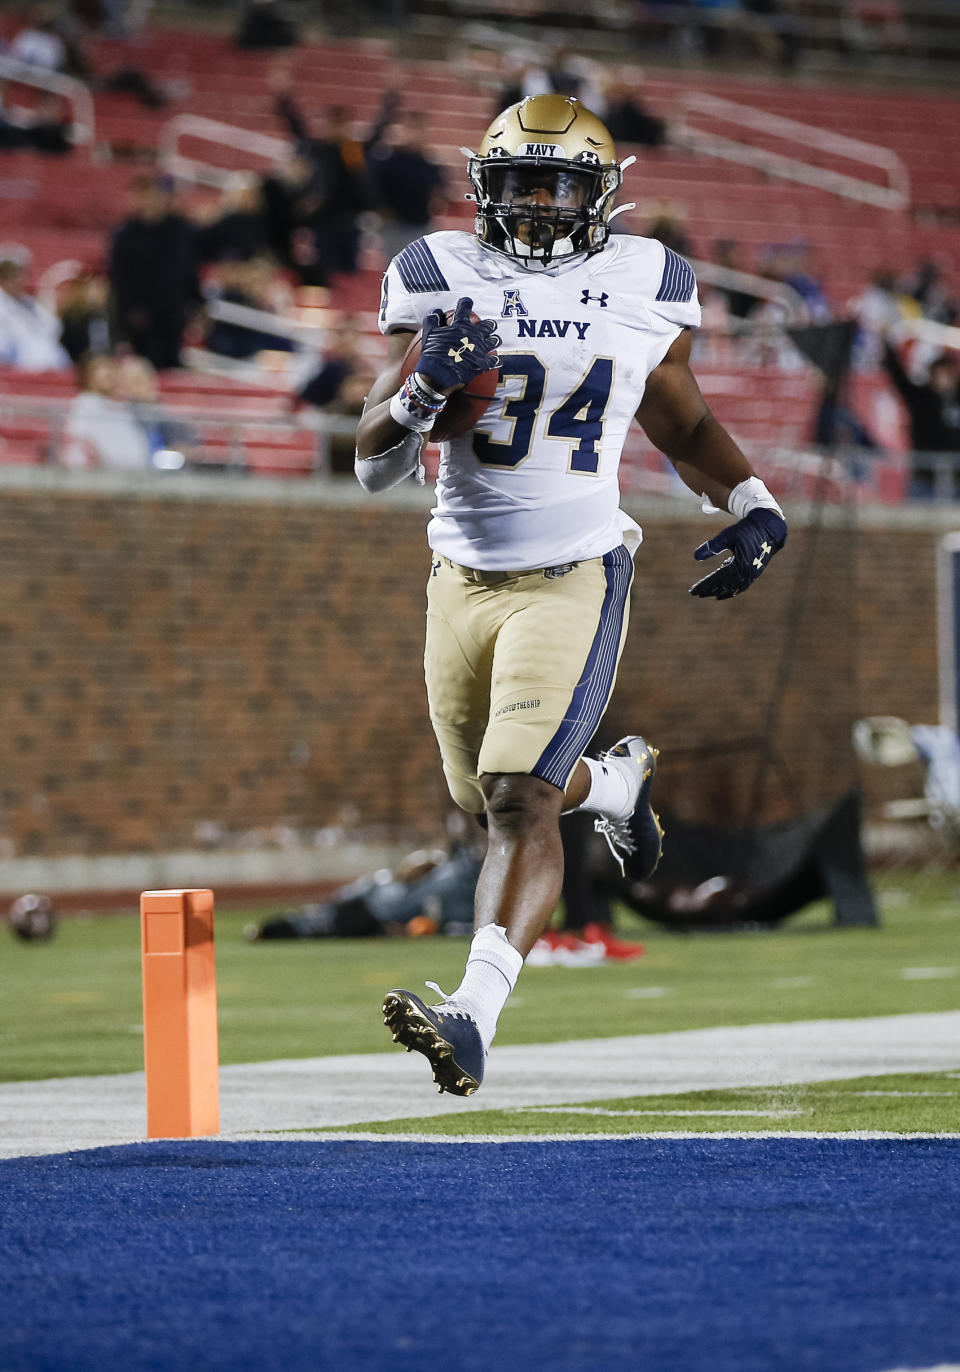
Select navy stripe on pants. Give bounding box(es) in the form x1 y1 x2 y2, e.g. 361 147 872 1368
531 544 634 789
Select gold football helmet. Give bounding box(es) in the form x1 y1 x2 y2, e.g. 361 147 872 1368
466 95 633 270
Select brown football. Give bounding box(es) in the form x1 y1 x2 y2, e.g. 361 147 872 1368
399 310 500 442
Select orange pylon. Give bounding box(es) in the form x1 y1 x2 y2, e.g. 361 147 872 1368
140 889 219 1138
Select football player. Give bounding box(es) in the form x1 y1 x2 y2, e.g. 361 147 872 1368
356 94 786 1095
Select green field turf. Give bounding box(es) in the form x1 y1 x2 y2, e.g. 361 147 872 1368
308 1070 960 1136
1 873 957 1084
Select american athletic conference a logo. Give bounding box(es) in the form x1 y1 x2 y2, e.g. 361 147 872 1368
502 289 528 317
581 290 609 307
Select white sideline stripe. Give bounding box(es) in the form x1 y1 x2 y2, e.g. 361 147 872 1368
845 1090 959 1098
227 1131 960 1144
1 1010 958 1159
509 1106 808 1118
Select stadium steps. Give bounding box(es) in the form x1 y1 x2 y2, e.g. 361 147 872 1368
6 27 960 291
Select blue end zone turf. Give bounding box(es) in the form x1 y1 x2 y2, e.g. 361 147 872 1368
2 1139 958 1372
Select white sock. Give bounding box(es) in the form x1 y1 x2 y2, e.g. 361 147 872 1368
445 924 524 1051
577 755 634 821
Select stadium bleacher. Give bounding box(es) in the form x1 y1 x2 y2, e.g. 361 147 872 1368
0 18 956 479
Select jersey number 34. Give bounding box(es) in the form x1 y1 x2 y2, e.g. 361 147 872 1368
472 354 613 474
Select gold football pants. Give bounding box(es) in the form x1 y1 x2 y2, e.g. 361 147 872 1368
424 545 634 813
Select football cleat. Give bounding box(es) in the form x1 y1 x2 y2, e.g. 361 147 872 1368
580 922 646 962
592 735 664 880
382 988 485 1096
526 929 607 967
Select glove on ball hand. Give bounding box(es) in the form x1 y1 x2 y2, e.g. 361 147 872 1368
416 296 500 394
689 507 787 601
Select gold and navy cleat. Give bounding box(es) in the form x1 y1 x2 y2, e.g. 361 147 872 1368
593 734 664 880
382 988 485 1097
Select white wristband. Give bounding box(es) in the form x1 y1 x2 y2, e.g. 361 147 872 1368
389 389 436 433
408 371 446 405
727 477 783 521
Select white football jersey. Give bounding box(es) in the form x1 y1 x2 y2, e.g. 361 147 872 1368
379 230 700 570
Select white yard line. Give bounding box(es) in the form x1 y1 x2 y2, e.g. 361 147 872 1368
1 1011 958 1159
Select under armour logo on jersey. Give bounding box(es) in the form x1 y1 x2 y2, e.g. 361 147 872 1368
581 290 609 307
448 337 475 362
502 289 528 317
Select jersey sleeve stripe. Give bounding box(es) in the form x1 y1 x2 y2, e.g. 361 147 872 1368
655 247 696 304
394 238 450 294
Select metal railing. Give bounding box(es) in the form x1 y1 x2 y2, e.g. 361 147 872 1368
0 55 96 153
673 91 910 211
202 299 326 350
158 114 289 189
0 395 362 477
688 258 809 324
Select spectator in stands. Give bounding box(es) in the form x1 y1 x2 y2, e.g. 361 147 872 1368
712 238 757 324
235 0 298 49
202 255 296 361
7 5 70 72
0 87 72 154
114 353 198 468
109 173 200 370
630 0 688 50
492 55 547 111
643 204 693 257
543 50 605 115
367 113 446 263
882 341 960 499
602 81 667 149
902 257 957 327
9 1 168 106
762 240 831 323
496 50 604 116
842 0 909 57
0 246 70 370
59 352 151 469
742 0 801 69
193 175 268 266
297 314 364 410
270 66 395 275
854 268 905 368
57 267 113 362
692 0 745 56
320 366 376 475
813 378 879 454
260 151 327 285
66 0 145 39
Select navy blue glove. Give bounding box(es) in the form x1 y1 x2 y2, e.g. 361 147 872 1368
689 507 787 600
416 296 500 394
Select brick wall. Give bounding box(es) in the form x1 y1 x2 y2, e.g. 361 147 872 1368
0 471 952 858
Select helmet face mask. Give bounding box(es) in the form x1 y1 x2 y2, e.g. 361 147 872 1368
467 96 624 271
